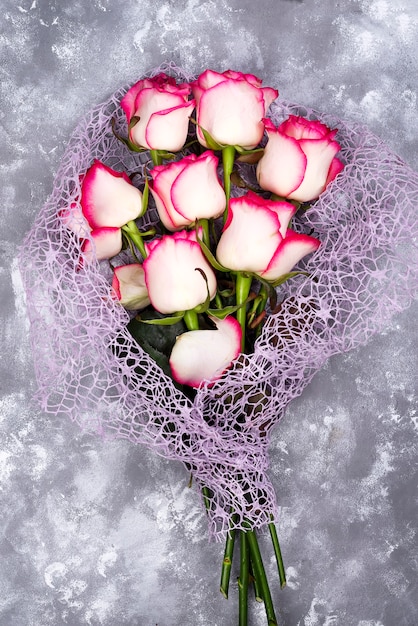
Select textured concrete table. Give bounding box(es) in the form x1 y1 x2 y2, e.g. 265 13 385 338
1 1 417 625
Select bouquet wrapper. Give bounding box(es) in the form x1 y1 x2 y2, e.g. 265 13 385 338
19 67 418 540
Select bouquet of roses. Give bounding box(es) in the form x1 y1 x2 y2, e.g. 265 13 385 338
20 65 418 626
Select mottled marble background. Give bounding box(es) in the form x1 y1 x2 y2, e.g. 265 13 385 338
1 1 417 625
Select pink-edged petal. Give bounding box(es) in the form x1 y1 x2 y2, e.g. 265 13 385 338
262 86 279 111
169 315 242 388
129 89 194 149
82 227 122 262
150 161 187 230
112 264 150 311
59 202 91 236
195 69 227 90
261 230 320 280
267 201 298 237
120 79 146 121
144 101 195 151
81 160 142 229
287 137 341 201
197 81 265 148
280 116 328 140
216 195 282 273
326 157 344 186
256 131 307 197
170 151 225 222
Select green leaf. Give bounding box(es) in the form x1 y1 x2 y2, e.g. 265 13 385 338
111 118 146 153
269 270 309 288
192 268 212 314
128 309 186 355
207 292 256 319
140 177 149 217
195 226 230 272
235 147 264 164
137 313 185 326
190 118 225 151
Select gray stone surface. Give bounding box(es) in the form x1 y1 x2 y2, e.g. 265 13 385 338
1 0 417 624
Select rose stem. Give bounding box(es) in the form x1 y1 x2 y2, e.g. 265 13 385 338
150 149 163 167
268 517 286 588
220 513 238 599
222 145 236 222
183 310 199 331
220 532 235 599
202 486 212 511
122 221 147 259
244 525 278 626
238 531 249 626
236 273 252 351
249 559 263 602
199 218 210 248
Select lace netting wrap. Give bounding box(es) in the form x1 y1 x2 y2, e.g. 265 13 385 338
19 67 418 539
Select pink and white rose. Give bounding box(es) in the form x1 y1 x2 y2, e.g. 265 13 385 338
191 69 278 149
112 264 150 311
216 191 320 280
143 230 217 314
150 151 226 231
169 315 242 388
120 73 195 151
256 116 344 202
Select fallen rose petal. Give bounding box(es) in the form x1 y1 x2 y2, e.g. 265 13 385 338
169 316 242 387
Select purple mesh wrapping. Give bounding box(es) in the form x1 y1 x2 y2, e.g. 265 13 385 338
19 65 418 539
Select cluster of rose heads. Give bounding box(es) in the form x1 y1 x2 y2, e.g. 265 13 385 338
65 69 343 388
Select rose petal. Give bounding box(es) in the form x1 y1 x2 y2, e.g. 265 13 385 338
287 137 341 201
267 201 298 238
256 131 307 197
170 151 225 222
326 157 345 186
81 160 142 229
216 194 282 273
112 264 150 311
150 160 187 230
169 316 242 387
261 230 320 280
59 203 91 236
82 227 122 262
280 115 329 140
145 101 195 151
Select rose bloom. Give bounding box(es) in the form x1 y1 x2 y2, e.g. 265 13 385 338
216 191 320 280
112 264 150 311
191 69 278 149
81 160 143 229
143 230 217 314
120 73 195 151
256 116 344 202
150 151 226 231
169 316 242 388
73 159 144 262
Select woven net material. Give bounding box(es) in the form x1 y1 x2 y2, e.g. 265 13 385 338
19 66 418 539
